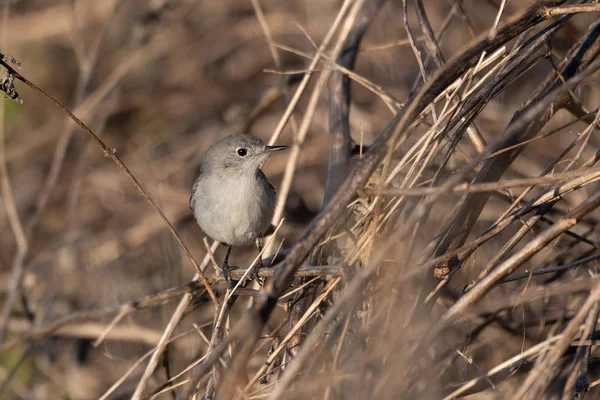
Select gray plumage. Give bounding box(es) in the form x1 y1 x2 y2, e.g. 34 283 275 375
190 133 287 247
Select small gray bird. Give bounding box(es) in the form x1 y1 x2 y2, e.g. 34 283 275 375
190 133 288 284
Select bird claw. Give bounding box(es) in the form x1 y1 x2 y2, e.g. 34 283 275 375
249 270 258 283
221 246 237 288
248 266 261 285
249 257 265 286
221 263 239 288
222 265 235 287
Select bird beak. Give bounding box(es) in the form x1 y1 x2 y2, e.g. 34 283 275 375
264 145 289 153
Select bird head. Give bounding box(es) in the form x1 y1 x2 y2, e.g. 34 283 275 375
202 133 288 175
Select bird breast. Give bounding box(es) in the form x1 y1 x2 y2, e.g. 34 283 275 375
191 170 276 246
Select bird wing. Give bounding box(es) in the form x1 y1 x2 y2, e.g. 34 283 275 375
258 169 276 194
189 177 199 211
189 193 195 212
260 223 276 238
268 181 276 194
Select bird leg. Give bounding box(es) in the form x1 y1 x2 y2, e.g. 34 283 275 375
222 245 234 286
251 238 265 285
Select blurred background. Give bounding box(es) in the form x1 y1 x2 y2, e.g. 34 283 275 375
1 0 600 399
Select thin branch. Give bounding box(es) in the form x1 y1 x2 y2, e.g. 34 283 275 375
264 0 355 257
421 14 600 304
226 264 343 281
0 279 208 354
266 237 398 400
365 167 600 196
203 289 235 399
130 240 219 400
216 2 583 393
0 3 28 346
549 3 600 17
324 0 384 205
440 187 600 327
562 302 599 399
0 56 218 308
516 285 600 399
502 254 600 283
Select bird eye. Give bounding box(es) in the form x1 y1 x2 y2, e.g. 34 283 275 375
237 148 248 157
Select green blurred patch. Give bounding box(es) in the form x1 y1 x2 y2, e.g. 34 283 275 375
3 97 21 124
1 97 22 143
0 341 36 387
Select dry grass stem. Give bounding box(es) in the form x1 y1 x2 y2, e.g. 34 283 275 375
5 1 600 399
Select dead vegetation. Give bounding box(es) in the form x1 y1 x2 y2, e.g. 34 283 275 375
3 0 600 399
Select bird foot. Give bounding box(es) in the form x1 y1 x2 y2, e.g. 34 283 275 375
249 257 265 286
221 264 239 288
248 266 260 285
